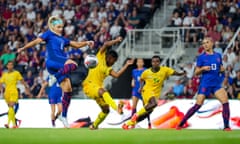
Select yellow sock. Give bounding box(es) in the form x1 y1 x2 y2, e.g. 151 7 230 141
136 107 147 117
102 92 117 111
8 107 15 126
126 119 136 126
93 112 108 128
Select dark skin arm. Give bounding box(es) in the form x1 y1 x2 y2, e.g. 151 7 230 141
99 37 122 54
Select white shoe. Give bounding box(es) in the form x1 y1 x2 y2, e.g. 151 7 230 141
48 74 57 86
58 116 70 128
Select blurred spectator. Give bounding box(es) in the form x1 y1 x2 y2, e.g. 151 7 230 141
165 78 185 99
232 70 240 99
184 79 198 99
182 62 195 79
226 64 236 79
226 47 236 64
221 26 233 44
127 8 140 28
98 7 107 21
0 44 16 66
29 50 40 69
222 54 231 69
16 50 29 67
207 26 221 43
110 20 122 39
63 5 75 20
213 41 223 56
170 12 182 27
51 5 63 17
64 20 75 38
233 55 240 72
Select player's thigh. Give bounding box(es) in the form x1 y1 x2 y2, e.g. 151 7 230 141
83 82 100 99
46 59 65 74
95 97 108 108
142 91 155 105
4 90 18 104
215 87 228 103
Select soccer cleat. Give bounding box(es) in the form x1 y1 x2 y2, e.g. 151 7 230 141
223 127 232 131
122 123 135 130
175 126 183 130
122 123 129 130
89 124 98 130
61 117 70 128
52 120 56 127
48 74 57 86
4 124 9 129
17 120 22 127
12 125 19 129
57 115 70 128
117 100 124 115
131 113 138 123
148 123 152 129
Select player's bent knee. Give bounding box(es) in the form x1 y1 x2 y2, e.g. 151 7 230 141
102 105 110 114
145 98 157 111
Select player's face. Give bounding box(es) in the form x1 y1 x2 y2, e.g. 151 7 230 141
106 55 117 66
136 58 144 68
202 39 213 52
151 57 160 68
53 24 64 35
7 62 14 71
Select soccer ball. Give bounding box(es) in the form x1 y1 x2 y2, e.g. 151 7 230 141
84 54 98 69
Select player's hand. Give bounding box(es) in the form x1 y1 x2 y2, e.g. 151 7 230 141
116 36 122 42
87 41 94 48
201 66 211 71
17 48 25 53
138 88 142 93
126 58 135 66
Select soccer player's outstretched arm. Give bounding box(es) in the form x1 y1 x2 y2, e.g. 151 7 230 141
110 58 134 78
99 37 122 54
18 38 43 53
70 40 94 49
173 70 186 76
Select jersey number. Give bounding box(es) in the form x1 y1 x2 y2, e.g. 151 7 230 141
211 64 217 70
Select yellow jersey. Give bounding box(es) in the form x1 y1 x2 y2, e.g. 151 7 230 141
141 66 174 96
83 51 112 86
0 70 23 91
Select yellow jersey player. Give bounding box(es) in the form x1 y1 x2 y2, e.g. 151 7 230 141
122 55 185 129
0 61 29 128
82 36 134 129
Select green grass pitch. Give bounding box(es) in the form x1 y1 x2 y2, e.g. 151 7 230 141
0 128 239 144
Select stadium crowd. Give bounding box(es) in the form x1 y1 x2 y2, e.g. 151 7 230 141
165 0 240 100
0 0 159 98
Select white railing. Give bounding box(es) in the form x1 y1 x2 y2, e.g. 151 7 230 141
116 27 206 67
223 27 240 55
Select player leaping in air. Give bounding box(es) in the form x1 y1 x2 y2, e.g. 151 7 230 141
18 15 94 128
82 36 134 130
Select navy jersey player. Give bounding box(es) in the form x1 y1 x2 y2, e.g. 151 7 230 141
18 16 94 128
37 76 63 127
177 37 231 131
131 58 151 128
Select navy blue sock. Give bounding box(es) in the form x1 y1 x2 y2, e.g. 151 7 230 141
55 64 77 78
179 104 201 127
222 103 230 128
62 92 72 118
132 108 136 116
